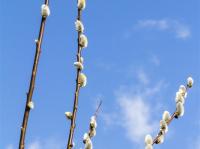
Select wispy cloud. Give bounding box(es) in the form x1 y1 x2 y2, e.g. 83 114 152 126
26 137 64 149
117 93 157 143
187 136 200 149
6 137 73 149
195 137 200 149
28 141 41 149
6 144 14 149
150 55 160 66
138 19 169 30
137 69 150 85
102 69 166 145
136 19 191 39
196 142 200 149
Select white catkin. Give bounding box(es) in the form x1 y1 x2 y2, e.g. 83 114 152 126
74 62 84 70
65 112 72 119
75 20 84 33
184 92 188 98
27 101 34 109
78 0 86 10
156 135 164 144
90 116 97 129
89 128 96 138
160 120 168 133
187 77 194 88
176 102 184 117
179 85 186 96
80 57 84 64
78 73 87 87
79 34 88 48
145 144 153 149
145 134 153 145
175 91 185 104
162 111 171 123
41 4 50 17
83 133 90 143
84 138 92 149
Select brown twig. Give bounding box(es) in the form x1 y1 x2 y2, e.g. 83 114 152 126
152 85 190 145
152 112 176 145
18 1 49 149
66 8 83 149
83 102 102 146
94 100 103 119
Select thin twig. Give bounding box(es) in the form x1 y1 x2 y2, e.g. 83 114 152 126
152 85 190 145
152 112 176 145
94 100 103 119
18 1 49 149
66 8 83 149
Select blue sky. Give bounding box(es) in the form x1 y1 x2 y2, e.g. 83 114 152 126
0 0 200 149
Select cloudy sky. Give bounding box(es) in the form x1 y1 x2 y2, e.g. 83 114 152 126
0 0 200 149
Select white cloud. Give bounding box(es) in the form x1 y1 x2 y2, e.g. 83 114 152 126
188 136 200 149
150 55 160 66
138 19 169 30
145 81 165 96
28 141 41 149
6 144 14 149
136 19 191 39
5 137 69 149
27 137 64 149
137 70 150 85
174 23 191 39
101 112 119 126
102 70 166 145
195 137 200 149
196 142 200 149
117 94 157 143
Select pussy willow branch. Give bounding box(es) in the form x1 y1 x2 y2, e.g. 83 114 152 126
19 1 49 149
66 8 83 149
152 112 176 145
152 86 189 145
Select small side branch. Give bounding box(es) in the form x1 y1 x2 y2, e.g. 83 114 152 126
152 111 176 145
94 100 103 119
145 77 194 149
82 101 102 149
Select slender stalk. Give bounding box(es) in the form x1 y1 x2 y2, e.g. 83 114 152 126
152 112 176 145
83 101 102 147
152 85 190 145
18 1 49 149
94 100 103 119
66 9 82 149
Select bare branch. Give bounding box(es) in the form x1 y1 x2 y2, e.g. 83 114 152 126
94 100 103 119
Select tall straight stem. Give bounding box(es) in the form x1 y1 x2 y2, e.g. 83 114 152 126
66 9 82 149
19 1 49 149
